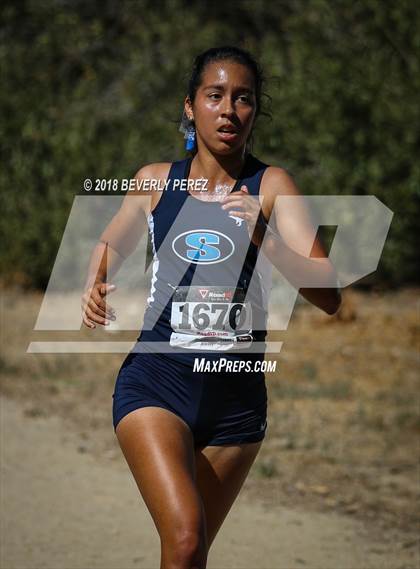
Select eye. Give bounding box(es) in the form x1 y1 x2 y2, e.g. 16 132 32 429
238 94 252 104
208 93 222 100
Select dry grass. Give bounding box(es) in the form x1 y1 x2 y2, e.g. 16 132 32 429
1 285 419 538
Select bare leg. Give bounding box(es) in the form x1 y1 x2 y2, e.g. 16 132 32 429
115 407 208 569
194 441 263 550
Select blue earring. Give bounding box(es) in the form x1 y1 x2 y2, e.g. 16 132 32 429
185 125 196 151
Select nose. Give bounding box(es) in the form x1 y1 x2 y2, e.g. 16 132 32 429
221 96 235 117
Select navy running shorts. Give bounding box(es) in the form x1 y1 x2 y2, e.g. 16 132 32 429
112 351 268 447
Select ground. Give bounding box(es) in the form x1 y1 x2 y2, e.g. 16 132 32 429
0 286 419 568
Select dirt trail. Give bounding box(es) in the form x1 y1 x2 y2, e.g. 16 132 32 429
1 395 417 569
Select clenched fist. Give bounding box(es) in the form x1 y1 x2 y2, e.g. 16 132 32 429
81 282 117 329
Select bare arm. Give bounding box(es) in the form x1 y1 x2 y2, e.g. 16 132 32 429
220 168 342 315
81 163 164 328
261 167 342 314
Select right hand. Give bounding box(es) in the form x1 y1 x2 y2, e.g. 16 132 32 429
81 282 117 329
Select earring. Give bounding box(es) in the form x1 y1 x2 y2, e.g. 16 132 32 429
185 124 196 151
179 110 195 151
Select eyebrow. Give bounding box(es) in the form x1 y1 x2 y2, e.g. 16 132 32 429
203 84 254 93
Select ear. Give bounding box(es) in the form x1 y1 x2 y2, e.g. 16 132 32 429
184 96 194 121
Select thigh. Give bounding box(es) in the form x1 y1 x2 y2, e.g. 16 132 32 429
115 406 206 545
194 441 263 549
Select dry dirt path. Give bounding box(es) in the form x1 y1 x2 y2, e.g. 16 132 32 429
1 395 416 569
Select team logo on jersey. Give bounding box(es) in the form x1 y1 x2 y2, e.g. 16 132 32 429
229 214 244 227
199 289 209 298
172 230 235 264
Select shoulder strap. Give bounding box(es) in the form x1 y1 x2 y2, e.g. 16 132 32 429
166 157 191 189
151 157 190 214
240 154 270 196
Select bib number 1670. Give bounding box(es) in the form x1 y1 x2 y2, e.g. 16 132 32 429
177 302 248 331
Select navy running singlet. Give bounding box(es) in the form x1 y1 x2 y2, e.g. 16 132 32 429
135 153 272 365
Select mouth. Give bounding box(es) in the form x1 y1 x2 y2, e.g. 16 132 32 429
217 124 239 142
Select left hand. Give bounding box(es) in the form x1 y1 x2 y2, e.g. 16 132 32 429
220 185 266 246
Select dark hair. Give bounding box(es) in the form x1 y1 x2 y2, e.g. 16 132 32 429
182 46 271 154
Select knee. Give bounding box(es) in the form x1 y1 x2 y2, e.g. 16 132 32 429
163 527 207 568
176 530 206 564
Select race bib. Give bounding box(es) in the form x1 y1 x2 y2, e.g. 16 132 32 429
169 286 253 350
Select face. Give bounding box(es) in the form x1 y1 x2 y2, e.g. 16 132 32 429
185 60 257 155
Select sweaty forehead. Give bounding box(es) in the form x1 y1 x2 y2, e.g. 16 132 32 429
200 61 255 89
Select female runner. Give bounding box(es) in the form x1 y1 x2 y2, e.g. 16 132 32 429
82 46 341 569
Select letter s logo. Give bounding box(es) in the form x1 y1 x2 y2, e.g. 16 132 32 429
185 232 220 261
172 230 235 264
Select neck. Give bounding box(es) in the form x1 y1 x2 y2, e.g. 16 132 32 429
190 146 248 191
